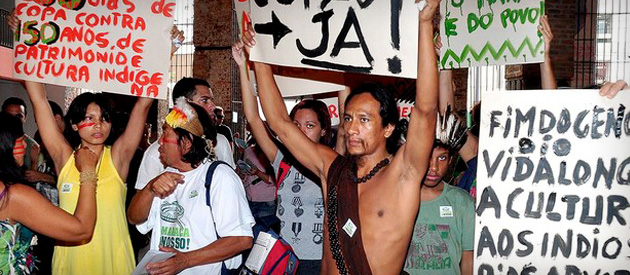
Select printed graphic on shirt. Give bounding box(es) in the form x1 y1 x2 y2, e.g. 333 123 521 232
291 172 305 193
278 195 285 216
440 206 453 217
159 201 191 250
314 198 324 219
61 183 73 193
405 224 452 270
291 222 302 244
274 152 324 260
312 223 324 244
277 160 292 185
292 196 304 217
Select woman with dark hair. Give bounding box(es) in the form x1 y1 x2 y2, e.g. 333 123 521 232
0 113 98 274
25 81 152 274
233 42 341 274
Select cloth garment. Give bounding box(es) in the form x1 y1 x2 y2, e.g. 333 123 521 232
0 219 36 275
53 146 135 275
22 135 38 171
216 124 234 144
326 155 372 275
296 260 322 275
0 185 37 275
137 161 255 274
242 147 275 202
135 134 235 190
249 201 277 220
273 150 324 261
457 157 477 201
31 148 58 275
404 183 475 275
34 152 58 206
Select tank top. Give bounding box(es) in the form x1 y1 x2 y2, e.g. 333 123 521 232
52 146 135 274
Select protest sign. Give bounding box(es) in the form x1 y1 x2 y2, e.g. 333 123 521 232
318 98 415 127
235 0 344 97
248 0 419 79
439 0 545 70
12 0 174 99
475 90 630 274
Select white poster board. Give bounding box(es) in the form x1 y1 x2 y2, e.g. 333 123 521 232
439 0 545 70
319 98 415 126
235 0 344 97
475 90 630 274
249 0 419 79
12 0 174 99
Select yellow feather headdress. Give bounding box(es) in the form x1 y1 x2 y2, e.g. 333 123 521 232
165 97 204 137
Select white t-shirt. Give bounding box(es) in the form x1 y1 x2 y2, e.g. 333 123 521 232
273 151 324 260
137 161 255 274
135 134 235 190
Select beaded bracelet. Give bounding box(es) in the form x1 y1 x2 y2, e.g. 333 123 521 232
79 171 98 188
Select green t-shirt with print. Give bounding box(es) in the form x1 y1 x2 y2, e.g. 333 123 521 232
404 183 475 275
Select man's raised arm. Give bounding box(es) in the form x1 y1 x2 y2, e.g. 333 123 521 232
399 0 440 179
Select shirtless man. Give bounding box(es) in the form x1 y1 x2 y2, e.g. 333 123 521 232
241 0 440 273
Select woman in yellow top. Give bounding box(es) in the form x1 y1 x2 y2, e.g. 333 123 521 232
25 81 152 274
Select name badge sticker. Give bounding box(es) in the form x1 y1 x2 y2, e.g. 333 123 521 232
61 183 73 193
440 206 453 217
342 219 357 237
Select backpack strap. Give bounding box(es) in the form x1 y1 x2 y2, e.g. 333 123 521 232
204 160 235 275
205 160 229 210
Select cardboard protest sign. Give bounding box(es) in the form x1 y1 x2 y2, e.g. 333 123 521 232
475 90 630 274
235 0 344 97
12 0 175 99
439 0 545 69
249 0 419 79
319 98 415 127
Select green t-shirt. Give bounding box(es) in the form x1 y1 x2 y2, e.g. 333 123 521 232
404 183 475 275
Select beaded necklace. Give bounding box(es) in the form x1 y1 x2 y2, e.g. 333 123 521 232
348 155 392 184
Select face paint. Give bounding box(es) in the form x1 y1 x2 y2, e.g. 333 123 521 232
78 122 96 130
162 137 179 145
13 138 26 159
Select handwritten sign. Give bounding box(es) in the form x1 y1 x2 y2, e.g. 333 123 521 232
249 0 419 78
235 0 344 96
12 0 175 99
475 90 630 274
439 0 545 69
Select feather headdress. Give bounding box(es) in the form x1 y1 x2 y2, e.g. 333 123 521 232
165 97 204 137
435 105 468 153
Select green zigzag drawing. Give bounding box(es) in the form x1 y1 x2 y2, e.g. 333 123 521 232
441 36 544 69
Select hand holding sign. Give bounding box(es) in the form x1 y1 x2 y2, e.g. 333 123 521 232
419 0 440 23
242 23 256 51
170 25 184 55
12 0 175 99
538 15 554 54
232 41 247 68
8 9 18 32
600 80 629 99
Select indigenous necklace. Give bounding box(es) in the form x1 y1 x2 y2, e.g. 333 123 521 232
348 155 392 184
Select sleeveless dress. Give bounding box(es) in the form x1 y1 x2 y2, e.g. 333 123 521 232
52 146 135 274
0 186 37 275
